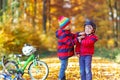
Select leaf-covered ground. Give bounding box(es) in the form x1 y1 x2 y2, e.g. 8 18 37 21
23 56 120 80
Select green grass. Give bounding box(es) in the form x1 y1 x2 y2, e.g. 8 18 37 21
94 47 120 62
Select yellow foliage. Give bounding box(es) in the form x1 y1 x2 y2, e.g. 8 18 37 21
26 3 34 15
107 39 114 48
73 7 79 11
0 0 119 54
39 33 57 51
96 39 107 47
22 56 120 80
50 8 57 13
40 34 46 41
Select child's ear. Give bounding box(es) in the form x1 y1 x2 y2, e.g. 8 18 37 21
92 29 95 33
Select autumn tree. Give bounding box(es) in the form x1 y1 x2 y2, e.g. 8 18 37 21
107 0 120 47
0 0 2 21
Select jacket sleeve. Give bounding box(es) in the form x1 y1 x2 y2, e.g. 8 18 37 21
61 37 78 46
91 36 98 42
71 32 80 45
82 35 98 46
59 32 78 46
75 42 81 54
56 30 58 38
89 35 98 44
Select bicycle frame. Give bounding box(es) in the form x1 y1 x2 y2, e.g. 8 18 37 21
15 53 36 74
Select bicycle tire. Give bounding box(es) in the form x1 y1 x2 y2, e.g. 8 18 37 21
28 61 49 80
4 61 19 76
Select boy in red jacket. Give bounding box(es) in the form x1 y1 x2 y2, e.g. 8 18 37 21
76 20 98 80
56 16 84 80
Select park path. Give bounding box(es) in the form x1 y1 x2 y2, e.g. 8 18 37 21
1 56 119 80
38 56 120 80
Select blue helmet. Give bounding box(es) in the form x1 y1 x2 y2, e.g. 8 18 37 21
84 20 96 31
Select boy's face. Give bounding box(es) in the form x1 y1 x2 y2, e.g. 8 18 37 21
85 25 94 35
63 26 70 30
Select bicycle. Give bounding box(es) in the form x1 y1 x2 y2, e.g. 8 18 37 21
0 44 49 80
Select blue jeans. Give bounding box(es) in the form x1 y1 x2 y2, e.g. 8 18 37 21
79 55 92 80
59 59 68 80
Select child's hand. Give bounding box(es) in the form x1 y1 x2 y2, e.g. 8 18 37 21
77 36 85 42
75 53 80 57
79 32 85 36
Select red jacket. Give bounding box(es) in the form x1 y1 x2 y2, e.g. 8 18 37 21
56 29 78 60
75 34 98 56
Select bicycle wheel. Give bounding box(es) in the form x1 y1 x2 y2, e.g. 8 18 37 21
28 61 49 80
4 61 19 76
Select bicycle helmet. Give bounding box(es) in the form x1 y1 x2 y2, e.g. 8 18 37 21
22 44 36 56
84 19 96 32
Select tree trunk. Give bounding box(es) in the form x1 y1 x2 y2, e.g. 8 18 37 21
32 0 36 28
43 0 47 33
107 0 119 47
48 0 51 31
0 0 2 15
2 0 7 12
23 0 27 20
117 0 120 47
113 0 118 47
